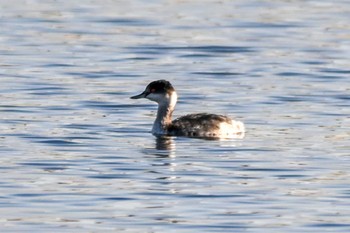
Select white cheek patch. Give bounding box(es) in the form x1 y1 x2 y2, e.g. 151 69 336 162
147 92 177 107
146 93 164 102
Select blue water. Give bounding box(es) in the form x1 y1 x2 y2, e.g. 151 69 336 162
0 0 349 232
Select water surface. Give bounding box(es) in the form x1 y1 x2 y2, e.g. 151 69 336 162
0 0 349 232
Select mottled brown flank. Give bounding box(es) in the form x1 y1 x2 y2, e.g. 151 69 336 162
167 113 232 137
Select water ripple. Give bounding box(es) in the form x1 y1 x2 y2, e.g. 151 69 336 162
1 0 350 232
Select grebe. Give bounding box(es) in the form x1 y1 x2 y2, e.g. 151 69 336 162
130 80 245 139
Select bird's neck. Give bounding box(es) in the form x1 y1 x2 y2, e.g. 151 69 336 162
152 92 177 135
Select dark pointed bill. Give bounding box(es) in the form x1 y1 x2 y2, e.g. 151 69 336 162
130 91 147 99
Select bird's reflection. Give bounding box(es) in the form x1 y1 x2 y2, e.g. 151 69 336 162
146 133 244 158
141 136 176 158
154 136 176 157
155 136 175 150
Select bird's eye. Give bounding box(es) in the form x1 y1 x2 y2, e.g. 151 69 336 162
150 88 155 93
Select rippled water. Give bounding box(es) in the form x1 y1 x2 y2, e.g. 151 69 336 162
1 0 349 232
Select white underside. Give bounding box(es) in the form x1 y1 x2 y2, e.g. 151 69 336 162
216 120 245 139
151 123 166 136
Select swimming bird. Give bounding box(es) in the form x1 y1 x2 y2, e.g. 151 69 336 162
130 80 245 139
